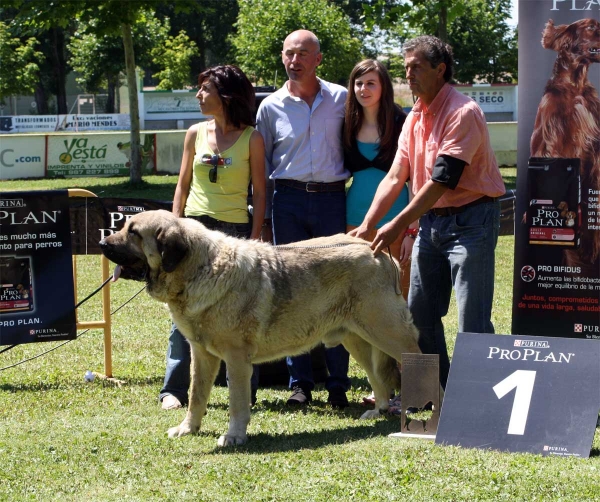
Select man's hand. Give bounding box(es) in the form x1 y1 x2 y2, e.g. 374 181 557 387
372 220 406 256
347 224 372 241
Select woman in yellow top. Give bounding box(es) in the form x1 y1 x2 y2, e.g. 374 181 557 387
160 65 266 410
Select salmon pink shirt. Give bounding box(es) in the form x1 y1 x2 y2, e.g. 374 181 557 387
396 83 505 208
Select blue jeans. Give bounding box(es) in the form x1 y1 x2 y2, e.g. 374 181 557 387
272 183 351 392
408 200 500 389
159 217 258 405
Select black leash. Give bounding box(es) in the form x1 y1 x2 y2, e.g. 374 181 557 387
0 278 146 371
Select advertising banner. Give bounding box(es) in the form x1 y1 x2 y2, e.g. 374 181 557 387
512 1 600 339
68 197 172 255
47 133 156 177
0 135 45 179
0 114 131 134
454 85 516 114
0 190 76 345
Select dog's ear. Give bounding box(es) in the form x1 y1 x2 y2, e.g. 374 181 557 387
542 19 572 51
156 225 188 273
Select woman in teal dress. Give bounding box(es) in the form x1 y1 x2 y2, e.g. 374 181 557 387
344 59 418 411
344 59 417 300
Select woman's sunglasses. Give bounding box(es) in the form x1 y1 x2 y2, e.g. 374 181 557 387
209 154 219 183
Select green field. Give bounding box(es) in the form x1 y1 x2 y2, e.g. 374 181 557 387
1 175 598 501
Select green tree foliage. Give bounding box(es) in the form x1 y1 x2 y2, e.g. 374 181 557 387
362 0 517 84
155 1 239 79
0 20 42 104
151 30 200 90
68 11 167 110
231 0 362 86
449 0 517 83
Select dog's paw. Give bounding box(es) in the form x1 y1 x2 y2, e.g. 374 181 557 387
217 434 248 447
167 423 197 438
360 409 382 420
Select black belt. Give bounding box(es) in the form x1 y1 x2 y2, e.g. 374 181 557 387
275 179 346 192
428 195 496 217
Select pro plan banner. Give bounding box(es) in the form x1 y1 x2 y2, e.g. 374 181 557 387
0 190 76 345
46 133 156 177
68 197 172 255
512 1 600 340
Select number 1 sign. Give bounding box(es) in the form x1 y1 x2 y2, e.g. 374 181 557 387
435 333 600 458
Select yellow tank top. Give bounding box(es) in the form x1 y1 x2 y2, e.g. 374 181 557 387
185 122 254 223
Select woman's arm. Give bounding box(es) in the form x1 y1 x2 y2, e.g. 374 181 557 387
172 124 199 217
248 129 266 240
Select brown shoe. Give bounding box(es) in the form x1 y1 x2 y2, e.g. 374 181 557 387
286 386 312 406
161 394 182 410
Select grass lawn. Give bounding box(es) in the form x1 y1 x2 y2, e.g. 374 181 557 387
1 175 598 501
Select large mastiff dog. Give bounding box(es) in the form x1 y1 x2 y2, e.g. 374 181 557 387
100 210 420 447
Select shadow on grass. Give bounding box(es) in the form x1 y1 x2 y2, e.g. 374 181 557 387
0 375 164 393
206 417 400 455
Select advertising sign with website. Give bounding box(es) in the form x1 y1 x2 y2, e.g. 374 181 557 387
0 190 76 345
0 135 45 179
47 133 156 177
511 1 600 339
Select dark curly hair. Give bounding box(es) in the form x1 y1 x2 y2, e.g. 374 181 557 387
198 65 256 127
403 35 454 82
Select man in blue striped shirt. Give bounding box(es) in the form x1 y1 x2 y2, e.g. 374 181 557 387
256 29 351 409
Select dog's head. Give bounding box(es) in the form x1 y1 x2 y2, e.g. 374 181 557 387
100 210 188 283
542 18 600 63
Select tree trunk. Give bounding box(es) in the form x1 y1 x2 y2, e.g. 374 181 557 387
121 23 142 184
51 27 68 114
105 74 117 114
34 81 49 115
436 0 448 43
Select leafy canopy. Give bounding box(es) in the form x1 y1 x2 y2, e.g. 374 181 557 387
231 0 362 86
0 20 43 103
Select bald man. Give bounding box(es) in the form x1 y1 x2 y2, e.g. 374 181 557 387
256 30 351 408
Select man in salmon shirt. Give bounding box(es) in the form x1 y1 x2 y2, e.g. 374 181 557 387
350 35 505 389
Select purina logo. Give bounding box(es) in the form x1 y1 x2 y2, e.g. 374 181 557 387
574 324 583 333
0 198 25 208
117 205 144 213
514 339 550 349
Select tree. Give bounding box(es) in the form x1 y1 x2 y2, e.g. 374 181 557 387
8 0 202 184
151 29 200 90
448 0 517 83
0 20 42 105
154 1 239 81
231 0 362 86
362 0 517 84
68 12 167 112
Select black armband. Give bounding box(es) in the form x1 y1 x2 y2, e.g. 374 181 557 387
431 155 466 190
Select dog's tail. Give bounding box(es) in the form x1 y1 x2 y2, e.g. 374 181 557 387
374 350 402 391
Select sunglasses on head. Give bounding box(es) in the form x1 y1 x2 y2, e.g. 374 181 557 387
209 154 219 183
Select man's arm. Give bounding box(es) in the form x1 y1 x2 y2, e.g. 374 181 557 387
349 154 410 240
371 180 448 255
255 104 275 220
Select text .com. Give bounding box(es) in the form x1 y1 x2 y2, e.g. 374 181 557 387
0 149 42 167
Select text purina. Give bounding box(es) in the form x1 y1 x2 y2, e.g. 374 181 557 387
488 347 575 363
